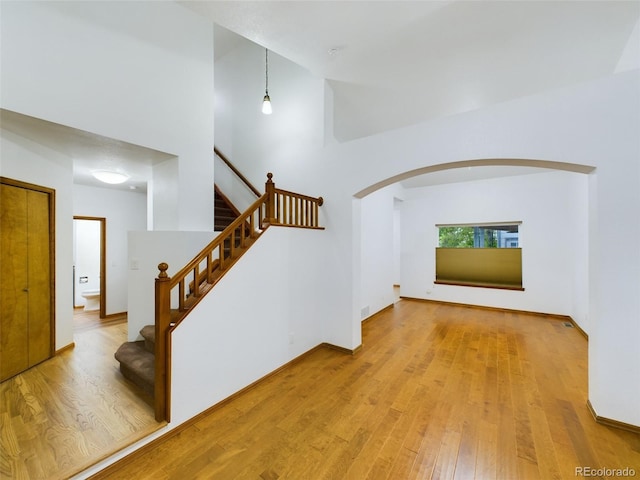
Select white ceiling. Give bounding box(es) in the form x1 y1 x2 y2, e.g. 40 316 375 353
4 2 637 192
186 0 639 142
1 109 175 193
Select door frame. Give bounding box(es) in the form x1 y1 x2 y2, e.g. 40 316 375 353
73 216 107 319
1 176 56 358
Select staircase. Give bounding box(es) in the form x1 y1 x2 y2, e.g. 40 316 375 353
114 185 246 399
114 325 155 396
114 170 324 422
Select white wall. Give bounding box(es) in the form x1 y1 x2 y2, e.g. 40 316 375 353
0 129 75 351
171 226 327 424
127 230 217 342
0 1 215 231
359 184 403 320
399 171 589 327
214 38 325 191
73 184 147 315
393 199 402 286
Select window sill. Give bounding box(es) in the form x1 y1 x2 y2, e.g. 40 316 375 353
434 280 525 291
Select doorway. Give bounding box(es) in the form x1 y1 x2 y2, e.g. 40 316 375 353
73 217 106 319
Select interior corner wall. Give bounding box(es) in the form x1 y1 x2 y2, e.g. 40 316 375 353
0 1 215 232
0 129 75 351
73 184 147 315
399 171 589 324
360 184 402 320
151 158 180 231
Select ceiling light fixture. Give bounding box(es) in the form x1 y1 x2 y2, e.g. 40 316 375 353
262 48 272 115
92 169 130 184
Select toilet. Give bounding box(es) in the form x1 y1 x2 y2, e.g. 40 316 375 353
81 289 100 311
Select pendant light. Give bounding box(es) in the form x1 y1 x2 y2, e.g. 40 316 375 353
262 48 272 115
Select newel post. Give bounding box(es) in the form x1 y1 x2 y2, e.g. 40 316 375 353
265 172 277 226
154 262 171 422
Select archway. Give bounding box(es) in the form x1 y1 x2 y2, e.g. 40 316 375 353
354 158 595 333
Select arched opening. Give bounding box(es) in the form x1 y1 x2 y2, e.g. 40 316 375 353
354 158 595 198
355 158 594 335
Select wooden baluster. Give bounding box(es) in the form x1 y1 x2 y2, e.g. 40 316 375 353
155 262 170 422
193 266 200 297
316 197 323 228
178 279 185 311
276 192 281 224
231 229 236 258
265 173 276 225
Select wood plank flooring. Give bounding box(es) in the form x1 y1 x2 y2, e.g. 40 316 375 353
0 311 161 480
92 299 640 479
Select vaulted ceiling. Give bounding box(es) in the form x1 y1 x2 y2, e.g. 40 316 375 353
185 0 639 142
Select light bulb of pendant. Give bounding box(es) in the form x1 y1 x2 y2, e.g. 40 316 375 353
262 94 272 115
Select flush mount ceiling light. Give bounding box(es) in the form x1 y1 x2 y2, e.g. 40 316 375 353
262 48 272 115
92 169 130 184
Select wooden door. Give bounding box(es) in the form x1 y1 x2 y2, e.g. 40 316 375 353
1 179 54 382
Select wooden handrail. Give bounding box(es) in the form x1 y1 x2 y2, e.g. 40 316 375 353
169 193 268 296
153 173 323 422
214 147 261 197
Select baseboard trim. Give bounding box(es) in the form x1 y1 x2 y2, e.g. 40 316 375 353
566 316 588 340
322 342 362 355
361 302 394 324
56 342 75 355
587 400 640 434
87 342 352 479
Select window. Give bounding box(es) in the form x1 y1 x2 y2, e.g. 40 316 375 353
435 222 523 290
438 224 519 248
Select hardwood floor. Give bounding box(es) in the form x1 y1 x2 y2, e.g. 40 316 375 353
0 310 161 480
91 299 640 479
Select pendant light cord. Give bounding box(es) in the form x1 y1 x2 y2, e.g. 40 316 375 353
265 48 269 95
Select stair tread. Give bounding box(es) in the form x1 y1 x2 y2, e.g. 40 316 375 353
140 325 155 342
114 341 155 387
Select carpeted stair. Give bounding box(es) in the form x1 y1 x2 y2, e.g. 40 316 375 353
114 325 155 396
214 188 239 231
